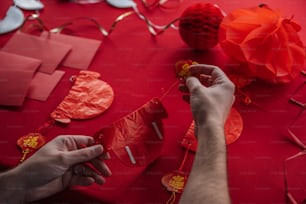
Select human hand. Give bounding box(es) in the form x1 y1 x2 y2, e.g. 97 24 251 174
178 64 233 204
180 64 235 130
14 135 111 202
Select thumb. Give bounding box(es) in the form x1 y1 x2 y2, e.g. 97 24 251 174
65 144 103 165
186 76 203 93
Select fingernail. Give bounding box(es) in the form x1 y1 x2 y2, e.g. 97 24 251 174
104 152 111 159
94 144 103 154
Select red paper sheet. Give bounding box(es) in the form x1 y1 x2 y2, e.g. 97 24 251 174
0 69 35 106
27 70 65 101
0 51 40 106
0 50 41 72
41 32 101 70
2 32 71 74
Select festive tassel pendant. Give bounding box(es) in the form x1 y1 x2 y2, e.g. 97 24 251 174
17 133 45 162
161 144 191 204
161 171 188 204
161 170 187 193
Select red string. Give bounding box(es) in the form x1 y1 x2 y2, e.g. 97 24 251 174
36 119 55 134
285 77 306 203
289 80 306 108
236 88 266 111
284 151 306 204
159 79 180 101
178 143 191 172
166 191 176 204
164 144 190 204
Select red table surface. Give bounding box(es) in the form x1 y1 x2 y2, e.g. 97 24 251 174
1 0 306 203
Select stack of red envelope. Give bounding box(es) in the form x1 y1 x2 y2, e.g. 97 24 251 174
0 31 101 106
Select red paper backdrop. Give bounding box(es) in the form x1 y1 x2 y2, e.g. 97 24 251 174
0 0 306 203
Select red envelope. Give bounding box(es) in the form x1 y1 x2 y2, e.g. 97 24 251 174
41 32 101 70
27 70 65 101
0 51 40 106
0 69 35 106
94 98 168 167
2 32 71 74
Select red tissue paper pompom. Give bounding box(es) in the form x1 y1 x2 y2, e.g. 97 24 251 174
219 4 306 84
179 3 225 50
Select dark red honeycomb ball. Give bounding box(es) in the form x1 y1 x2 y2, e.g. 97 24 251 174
179 3 225 50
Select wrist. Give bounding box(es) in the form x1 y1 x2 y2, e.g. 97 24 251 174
0 168 26 203
196 120 226 146
197 118 224 135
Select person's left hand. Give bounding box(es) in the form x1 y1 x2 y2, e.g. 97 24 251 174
14 135 111 202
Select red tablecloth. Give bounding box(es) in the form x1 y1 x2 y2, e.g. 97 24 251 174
1 0 306 203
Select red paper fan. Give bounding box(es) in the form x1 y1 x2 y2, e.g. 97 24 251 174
181 108 243 152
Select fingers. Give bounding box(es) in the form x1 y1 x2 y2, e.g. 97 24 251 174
180 77 204 103
90 158 112 177
189 64 223 77
186 64 235 96
56 135 96 144
182 94 190 103
70 148 112 179
188 64 230 85
72 164 106 185
186 76 204 93
66 144 104 165
199 74 213 86
99 151 111 160
179 84 189 93
179 74 212 93
69 135 96 147
70 175 97 186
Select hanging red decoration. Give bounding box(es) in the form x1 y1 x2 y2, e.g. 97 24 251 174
219 4 306 84
94 98 167 167
51 70 114 124
17 133 46 162
161 143 191 204
179 3 225 50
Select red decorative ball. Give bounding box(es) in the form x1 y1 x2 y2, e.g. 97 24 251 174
179 3 225 50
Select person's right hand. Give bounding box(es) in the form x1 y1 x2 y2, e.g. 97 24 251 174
180 64 235 130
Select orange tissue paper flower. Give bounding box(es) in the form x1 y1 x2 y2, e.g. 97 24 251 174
219 4 305 83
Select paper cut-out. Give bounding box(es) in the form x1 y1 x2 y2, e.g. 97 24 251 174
106 0 136 8
0 6 24 34
94 98 167 167
14 0 44 10
51 71 114 123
